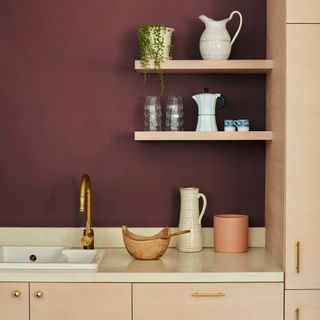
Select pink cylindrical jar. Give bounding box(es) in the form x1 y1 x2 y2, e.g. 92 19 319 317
214 214 249 253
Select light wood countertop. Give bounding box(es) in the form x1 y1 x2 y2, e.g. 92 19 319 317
0 248 283 283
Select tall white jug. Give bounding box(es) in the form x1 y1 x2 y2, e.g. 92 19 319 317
199 11 243 60
177 187 207 252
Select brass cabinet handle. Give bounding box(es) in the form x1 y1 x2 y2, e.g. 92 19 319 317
295 308 300 320
13 290 22 298
296 241 300 273
35 290 44 298
192 292 225 297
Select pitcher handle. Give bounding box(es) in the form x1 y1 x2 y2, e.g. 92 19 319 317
229 11 243 46
197 193 207 224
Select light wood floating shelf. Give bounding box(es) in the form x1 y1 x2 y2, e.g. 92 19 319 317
134 131 273 141
135 60 273 74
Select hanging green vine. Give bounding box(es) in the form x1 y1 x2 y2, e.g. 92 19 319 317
138 24 173 93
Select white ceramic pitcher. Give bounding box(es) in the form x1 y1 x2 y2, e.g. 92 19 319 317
199 11 243 60
177 187 207 252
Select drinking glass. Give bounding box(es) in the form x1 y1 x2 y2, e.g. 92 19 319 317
166 95 184 131
144 96 162 131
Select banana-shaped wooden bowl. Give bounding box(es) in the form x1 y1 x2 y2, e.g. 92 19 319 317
122 226 190 260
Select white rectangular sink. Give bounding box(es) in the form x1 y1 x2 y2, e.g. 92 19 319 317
0 246 104 270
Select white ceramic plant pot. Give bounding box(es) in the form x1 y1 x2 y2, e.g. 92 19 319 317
148 27 174 60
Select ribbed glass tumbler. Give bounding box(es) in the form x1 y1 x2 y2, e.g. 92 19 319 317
165 95 184 131
144 96 162 131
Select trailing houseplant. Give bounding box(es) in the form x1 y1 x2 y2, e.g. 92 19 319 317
138 24 174 92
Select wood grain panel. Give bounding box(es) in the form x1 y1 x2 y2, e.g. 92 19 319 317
265 0 286 268
0 282 29 320
286 24 320 289
30 283 131 320
133 283 283 320
285 290 320 320
287 0 320 23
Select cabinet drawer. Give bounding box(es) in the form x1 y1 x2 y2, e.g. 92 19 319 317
133 283 283 320
30 283 131 320
286 290 320 320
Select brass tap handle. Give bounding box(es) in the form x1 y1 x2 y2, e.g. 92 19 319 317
81 234 93 247
192 292 225 297
35 290 44 298
296 241 300 273
13 290 22 298
295 308 300 320
82 228 94 249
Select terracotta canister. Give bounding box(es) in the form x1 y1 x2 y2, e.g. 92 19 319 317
214 214 248 253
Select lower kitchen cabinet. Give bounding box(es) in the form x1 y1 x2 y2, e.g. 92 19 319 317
1 281 285 320
133 283 284 320
285 290 320 320
0 282 29 320
30 283 131 320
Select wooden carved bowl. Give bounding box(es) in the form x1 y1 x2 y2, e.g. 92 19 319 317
122 226 189 260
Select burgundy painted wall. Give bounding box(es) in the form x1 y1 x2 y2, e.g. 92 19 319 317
0 0 266 227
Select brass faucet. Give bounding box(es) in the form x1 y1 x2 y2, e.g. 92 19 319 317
79 174 94 249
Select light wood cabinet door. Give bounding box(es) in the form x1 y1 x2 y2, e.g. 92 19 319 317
285 290 320 320
287 0 320 23
133 283 283 320
30 283 131 320
0 282 29 320
286 24 320 289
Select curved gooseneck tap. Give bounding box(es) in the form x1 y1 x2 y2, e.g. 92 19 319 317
80 174 94 249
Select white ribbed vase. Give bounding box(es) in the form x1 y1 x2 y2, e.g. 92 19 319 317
177 187 207 252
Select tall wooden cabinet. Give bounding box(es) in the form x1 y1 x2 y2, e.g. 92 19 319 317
267 0 320 318
267 0 320 319
286 24 320 290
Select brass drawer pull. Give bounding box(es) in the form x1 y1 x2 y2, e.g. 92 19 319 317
296 241 300 273
13 290 22 298
192 292 225 297
295 307 300 320
35 290 44 298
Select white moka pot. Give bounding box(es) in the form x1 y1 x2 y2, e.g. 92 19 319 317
192 88 226 132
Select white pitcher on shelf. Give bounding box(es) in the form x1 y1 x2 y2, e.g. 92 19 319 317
177 187 207 252
199 11 243 60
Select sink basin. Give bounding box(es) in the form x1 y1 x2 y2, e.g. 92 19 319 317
0 246 104 270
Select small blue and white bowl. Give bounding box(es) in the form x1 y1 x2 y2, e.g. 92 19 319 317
234 119 250 131
224 119 236 131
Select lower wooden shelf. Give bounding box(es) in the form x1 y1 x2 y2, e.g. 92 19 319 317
134 131 273 141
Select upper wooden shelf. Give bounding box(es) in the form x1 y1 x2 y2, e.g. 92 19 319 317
135 60 273 74
134 131 273 141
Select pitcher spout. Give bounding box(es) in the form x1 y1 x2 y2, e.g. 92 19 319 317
199 15 214 27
